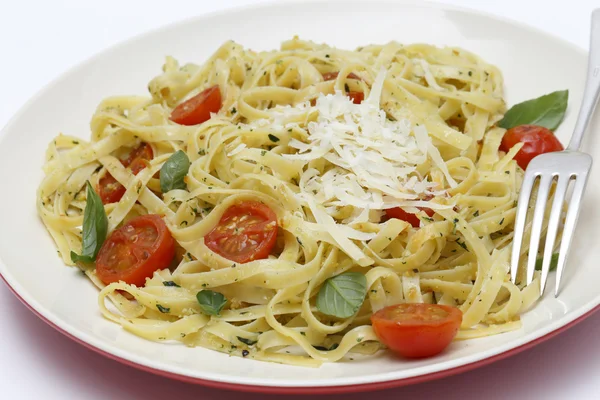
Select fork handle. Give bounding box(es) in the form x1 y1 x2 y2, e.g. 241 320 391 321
569 9 600 151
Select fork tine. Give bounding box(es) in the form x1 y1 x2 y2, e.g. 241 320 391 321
511 171 537 284
539 175 569 295
555 172 589 296
526 175 553 286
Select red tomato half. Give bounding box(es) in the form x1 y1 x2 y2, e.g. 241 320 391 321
204 201 278 263
321 72 364 104
170 85 222 126
348 91 364 104
98 174 127 205
371 303 462 358
322 71 361 81
500 124 564 170
96 215 175 286
122 142 153 167
385 207 434 228
129 158 150 175
98 143 154 204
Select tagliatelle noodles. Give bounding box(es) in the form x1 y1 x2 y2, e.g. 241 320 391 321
37 38 542 366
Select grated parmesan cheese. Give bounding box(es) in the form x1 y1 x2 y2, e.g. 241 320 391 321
284 69 450 212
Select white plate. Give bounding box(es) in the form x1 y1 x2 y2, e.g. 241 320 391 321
1 0 599 393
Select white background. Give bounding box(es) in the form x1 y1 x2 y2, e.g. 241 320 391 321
1 0 599 399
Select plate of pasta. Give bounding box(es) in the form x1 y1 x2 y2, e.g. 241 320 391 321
1 0 599 394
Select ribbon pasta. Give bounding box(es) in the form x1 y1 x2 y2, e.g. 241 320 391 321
37 37 541 367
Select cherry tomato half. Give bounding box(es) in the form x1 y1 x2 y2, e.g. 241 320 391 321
122 142 153 167
170 85 222 126
321 72 364 104
98 143 154 204
322 71 361 81
385 207 434 228
204 201 278 263
96 214 175 286
371 303 462 358
98 174 127 205
500 124 564 170
348 91 364 104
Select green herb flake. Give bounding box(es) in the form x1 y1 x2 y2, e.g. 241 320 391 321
261 150 267 156
163 281 180 287
452 218 459 234
237 336 258 346
473 210 479 217
456 240 469 252
156 304 170 313
268 134 280 143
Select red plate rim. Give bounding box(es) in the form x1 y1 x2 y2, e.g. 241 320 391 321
2 272 599 394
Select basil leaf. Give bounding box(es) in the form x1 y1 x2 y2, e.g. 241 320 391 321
196 290 227 316
535 253 559 271
160 150 190 192
316 272 367 318
498 90 568 131
70 181 108 264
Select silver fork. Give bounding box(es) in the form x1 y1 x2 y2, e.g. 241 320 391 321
510 9 600 296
